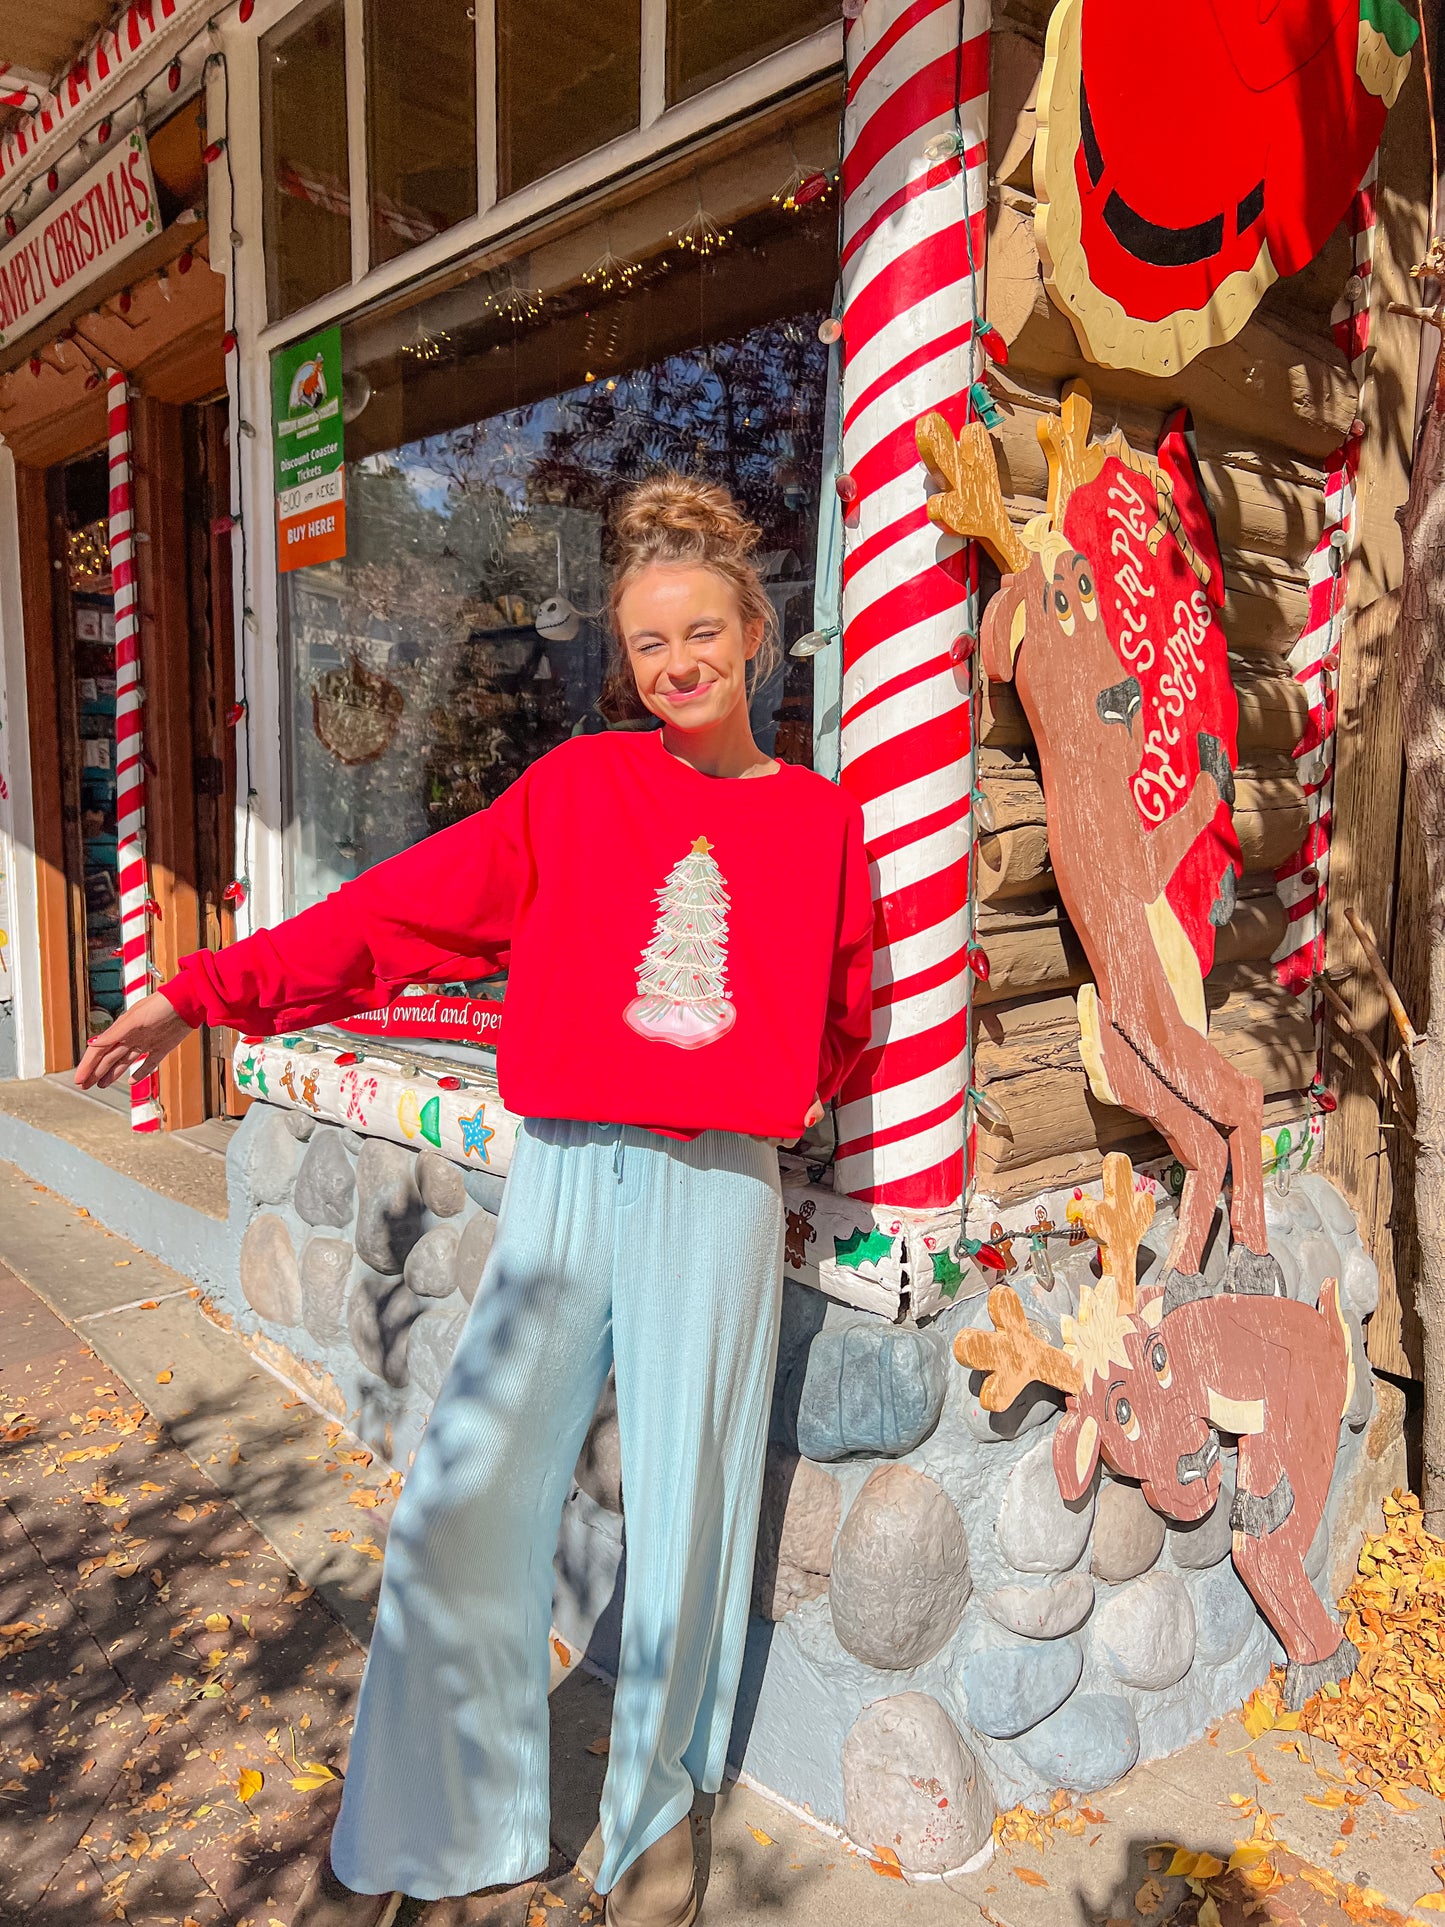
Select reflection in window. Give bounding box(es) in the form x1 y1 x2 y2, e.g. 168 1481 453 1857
261 0 351 320
286 317 826 913
366 0 477 268
667 0 839 105
496 0 641 198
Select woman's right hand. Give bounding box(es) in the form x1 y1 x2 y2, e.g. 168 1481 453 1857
75 991 195 1091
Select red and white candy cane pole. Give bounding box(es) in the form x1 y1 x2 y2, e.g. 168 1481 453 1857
107 370 162 1132
834 0 990 1208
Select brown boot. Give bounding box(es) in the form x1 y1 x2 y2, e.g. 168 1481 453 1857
290 1853 403 1927
603 1819 698 1927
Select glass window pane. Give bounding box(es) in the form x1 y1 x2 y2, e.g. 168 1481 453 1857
261 0 351 320
366 0 477 268
667 0 838 105
279 187 837 1052
496 0 640 200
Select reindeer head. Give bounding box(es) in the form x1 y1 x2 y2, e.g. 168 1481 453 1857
917 385 1208 698
955 1155 1221 1518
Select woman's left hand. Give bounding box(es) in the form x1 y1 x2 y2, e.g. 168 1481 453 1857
803 1094 824 1129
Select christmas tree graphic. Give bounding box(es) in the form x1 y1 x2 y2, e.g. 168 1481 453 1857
624 836 738 1049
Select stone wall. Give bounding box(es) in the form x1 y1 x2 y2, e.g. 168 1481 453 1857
224 1104 1405 1874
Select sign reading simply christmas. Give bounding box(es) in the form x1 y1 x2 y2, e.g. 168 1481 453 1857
272 324 346 572
0 132 158 351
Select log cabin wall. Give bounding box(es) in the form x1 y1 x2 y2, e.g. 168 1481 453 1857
970 6 1378 1206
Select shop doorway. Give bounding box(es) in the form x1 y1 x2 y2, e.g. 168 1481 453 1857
32 397 240 1130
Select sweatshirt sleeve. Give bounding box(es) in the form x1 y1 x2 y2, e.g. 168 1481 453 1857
815 801 875 1106
162 769 534 1035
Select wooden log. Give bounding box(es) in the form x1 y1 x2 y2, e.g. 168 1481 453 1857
971 1002 1316 1178
975 964 1311 1083
986 191 1358 460
976 759 1309 903
982 660 1308 757
972 1091 1311 1204
974 890 1289 1005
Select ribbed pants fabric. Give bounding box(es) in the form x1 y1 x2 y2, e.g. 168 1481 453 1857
328 1118 785 1903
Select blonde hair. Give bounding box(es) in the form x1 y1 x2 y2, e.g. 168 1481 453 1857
604 474 781 714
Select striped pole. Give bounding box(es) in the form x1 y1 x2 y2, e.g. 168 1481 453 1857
1272 163 1376 1004
834 0 990 1209
107 370 162 1131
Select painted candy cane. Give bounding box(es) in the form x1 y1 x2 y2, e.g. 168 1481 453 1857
834 0 990 1209
107 370 161 1132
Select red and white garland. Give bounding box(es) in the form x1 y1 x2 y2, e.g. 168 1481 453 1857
1272 162 1376 1044
107 371 162 1131
834 0 990 1211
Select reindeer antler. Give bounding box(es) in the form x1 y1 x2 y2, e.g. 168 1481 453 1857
917 411 1029 574
954 1284 1083 1411
1065 1152 1155 1311
1037 382 1106 525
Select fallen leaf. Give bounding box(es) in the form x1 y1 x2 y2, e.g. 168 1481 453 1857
138 1299 158 1309
155 1371 173 1384
1134 1876 1164 1916
1012 1867 1048 1889
113 1260 131 1268
869 1845 905 1881
1228 1844 1271 1871
551 1637 571 1667
1378 1784 1421 1812
204 1613 229 1632
748 1827 774 1847
1197 1900 1221 1927
586 1736 610 1757
1412 1895 1445 1913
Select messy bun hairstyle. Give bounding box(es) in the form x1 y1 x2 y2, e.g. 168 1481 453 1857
605 474 780 711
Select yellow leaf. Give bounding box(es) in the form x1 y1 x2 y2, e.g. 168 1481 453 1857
1305 1788 1347 1808
298 1761 335 1781
290 1773 335 1791
204 1613 229 1632
1191 1853 1224 1879
1412 1893 1445 1912
156 1371 173 1385
748 1827 774 1847
1197 1900 1221 1927
1379 1784 1421 1811
1228 1844 1270 1871
237 1768 263 1803
1241 1697 1276 1740
1166 1849 1199 1878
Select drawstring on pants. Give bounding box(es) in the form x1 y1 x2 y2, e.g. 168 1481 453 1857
613 1132 625 1181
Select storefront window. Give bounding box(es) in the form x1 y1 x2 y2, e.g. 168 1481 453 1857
262 0 351 319
281 196 835 1005
366 0 477 268
496 0 641 198
667 0 839 104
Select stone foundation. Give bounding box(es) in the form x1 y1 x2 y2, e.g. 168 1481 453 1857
223 1104 1405 1870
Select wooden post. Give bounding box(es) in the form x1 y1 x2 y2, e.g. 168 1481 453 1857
1319 40 1433 1378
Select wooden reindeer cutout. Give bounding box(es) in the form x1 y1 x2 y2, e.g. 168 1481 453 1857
921 385 1278 1307
957 1154 1359 1709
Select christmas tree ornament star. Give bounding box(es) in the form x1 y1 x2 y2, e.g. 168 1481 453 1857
459 1107 496 1161
690 835 712 854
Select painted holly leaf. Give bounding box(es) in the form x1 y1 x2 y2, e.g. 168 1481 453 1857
929 1247 966 1297
832 1225 894 1272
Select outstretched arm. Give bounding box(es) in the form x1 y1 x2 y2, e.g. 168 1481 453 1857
77 770 535 1090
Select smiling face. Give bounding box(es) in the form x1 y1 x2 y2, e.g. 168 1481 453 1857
617 562 762 734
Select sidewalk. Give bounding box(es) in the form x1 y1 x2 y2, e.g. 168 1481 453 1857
2 1153 1443 1927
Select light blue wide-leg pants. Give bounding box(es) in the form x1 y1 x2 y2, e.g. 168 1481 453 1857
329 1118 785 1903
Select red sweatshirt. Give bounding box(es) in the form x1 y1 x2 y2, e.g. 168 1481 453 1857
165 731 875 1140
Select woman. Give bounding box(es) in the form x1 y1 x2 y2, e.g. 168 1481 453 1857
76 477 873 1927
